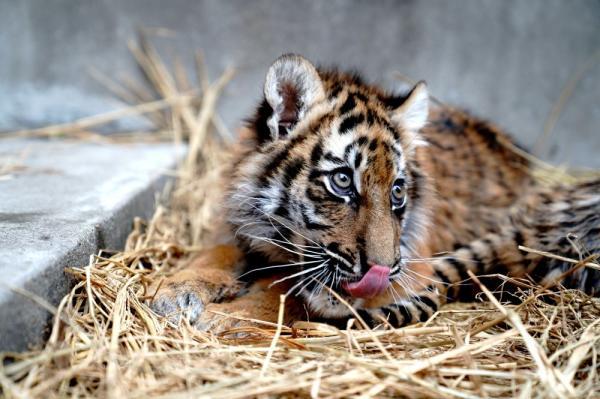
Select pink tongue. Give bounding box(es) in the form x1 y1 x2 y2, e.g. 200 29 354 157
342 265 391 298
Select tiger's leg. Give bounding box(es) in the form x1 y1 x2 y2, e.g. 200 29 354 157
192 278 305 332
149 244 245 325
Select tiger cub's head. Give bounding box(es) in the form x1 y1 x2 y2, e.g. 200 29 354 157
227 54 432 317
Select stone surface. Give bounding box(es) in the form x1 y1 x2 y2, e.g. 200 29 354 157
0 0 598 167
0 138 182 351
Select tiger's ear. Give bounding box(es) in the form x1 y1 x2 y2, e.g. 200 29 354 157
389 81 429 132
264 54 326 140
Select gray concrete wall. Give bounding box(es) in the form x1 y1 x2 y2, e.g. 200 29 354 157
1 0 599 167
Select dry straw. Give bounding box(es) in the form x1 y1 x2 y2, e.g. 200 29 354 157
1 37 599 398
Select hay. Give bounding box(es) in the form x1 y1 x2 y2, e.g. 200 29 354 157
2 39 600 399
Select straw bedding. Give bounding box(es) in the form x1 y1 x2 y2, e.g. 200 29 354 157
1 39 599 398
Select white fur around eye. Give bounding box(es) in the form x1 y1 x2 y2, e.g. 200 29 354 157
392 195 407 211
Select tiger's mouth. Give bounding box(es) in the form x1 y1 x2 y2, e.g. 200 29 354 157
341 264 391 298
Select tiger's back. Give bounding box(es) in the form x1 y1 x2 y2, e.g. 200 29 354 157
418 107 533 255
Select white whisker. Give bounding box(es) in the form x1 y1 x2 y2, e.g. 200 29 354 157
239 259 325 278
269 264 328 287
244 234 323 259
288 266 329 297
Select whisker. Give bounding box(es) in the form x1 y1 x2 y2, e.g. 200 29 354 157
403 256 458 263
261 236 325 256
239 259 325 278
397 276 428 309
308 271 331 303
269 264 328 287
404 267 454 287
288 266 329 297
397 271 448 302
244 234 323 260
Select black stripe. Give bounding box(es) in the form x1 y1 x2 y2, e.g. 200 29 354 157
299 203 332 230
434 268 452 285
261 148 291 185
339 114 365 134
273 194 289 219
514 230 525 247
357 310 375 327
445 258 471 299
368 138 378 151
382 307 399 327
354 152 363 169
392 303 412 325
329 84 343 99
413 302 430 323
340 95 356 114
381 93 409 109
380 118 400 141
326 243 355 269
281 158 304 188
366 109 400 141
366 109 376 125
482 238 507 275
261 134 309 184
446 258 471 282
310 140 323 165
417 296 438 312
324 152 345 165
343 142 357 160
352 91 369 102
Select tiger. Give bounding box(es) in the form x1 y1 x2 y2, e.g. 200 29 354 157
149 54 600 331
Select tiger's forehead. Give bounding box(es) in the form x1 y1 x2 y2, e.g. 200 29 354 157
314 91 407 178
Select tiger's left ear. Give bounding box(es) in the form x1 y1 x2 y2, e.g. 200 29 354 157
390 81 429 132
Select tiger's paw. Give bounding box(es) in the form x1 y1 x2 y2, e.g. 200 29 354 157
148 266 241 326
149 281 209 325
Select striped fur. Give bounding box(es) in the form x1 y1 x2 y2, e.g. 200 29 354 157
151 54 599 330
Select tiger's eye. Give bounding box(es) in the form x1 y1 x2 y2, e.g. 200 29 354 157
391 181 407 207
332 171 352 189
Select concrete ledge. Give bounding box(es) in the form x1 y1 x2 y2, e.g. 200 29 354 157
0 138 183 351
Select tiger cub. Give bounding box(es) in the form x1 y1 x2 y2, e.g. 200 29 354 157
150 54 600 330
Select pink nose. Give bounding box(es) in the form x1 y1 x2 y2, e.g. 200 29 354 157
342 264 391 298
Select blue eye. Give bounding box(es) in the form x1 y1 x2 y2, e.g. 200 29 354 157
329 169 354 195
391 180 407 208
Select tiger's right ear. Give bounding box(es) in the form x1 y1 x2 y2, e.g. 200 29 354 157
264 54 326 140
390 81 429 132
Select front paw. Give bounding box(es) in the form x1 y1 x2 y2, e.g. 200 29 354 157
148 269 241 327
149 281 207 325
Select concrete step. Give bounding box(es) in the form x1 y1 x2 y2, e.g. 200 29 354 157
0 137 183 351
